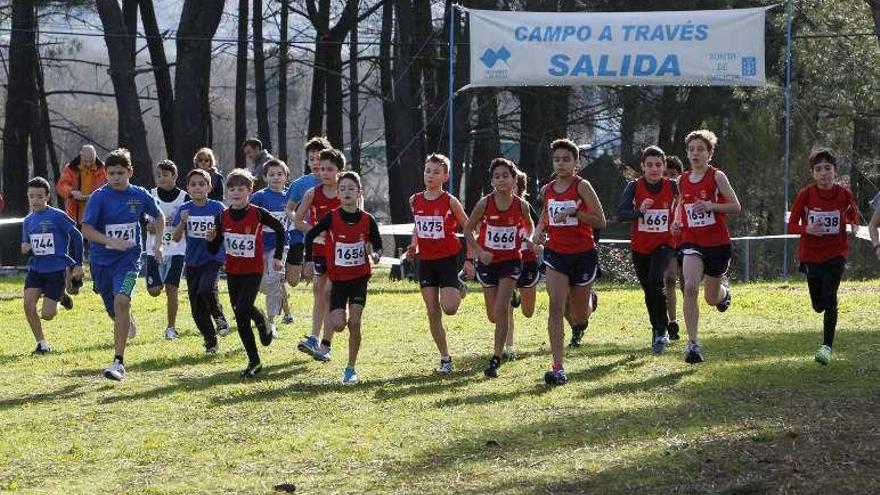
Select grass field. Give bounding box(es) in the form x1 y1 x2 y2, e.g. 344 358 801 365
0 274 878 494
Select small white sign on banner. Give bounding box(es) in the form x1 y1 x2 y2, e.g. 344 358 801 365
466 6 770 88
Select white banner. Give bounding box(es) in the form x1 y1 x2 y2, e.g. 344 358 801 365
465 7 770 88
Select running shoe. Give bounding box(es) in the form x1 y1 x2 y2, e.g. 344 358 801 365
343 366 359 385
31 343 51 355
437 358 453 375
569 322 588 348
484 356 501 378
240 361 262 378
256 317 272 346
667 321 680 341
164 327 179 340
544 368 568 386
716 282 731 312
652 335 667 355
313 347 332 363
815 345 832 365
60 293 73 310
685 341 704 364
103 359 125 381
502 347 518 362
590 290 598 312
216 316 230 337
510 290 522 308
281 314 294 325
297 336 319 357
205 340 220 354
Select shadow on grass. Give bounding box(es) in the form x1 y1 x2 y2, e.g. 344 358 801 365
385 329 880 493
87 361 307 404
0 383 89 410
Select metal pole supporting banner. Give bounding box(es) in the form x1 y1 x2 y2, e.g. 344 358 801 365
782 0 793 279
447 4 457 193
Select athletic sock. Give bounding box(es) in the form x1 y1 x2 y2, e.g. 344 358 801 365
114 355 124 365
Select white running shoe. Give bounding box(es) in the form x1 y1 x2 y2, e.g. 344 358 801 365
103 360 125 381
164 327 179 340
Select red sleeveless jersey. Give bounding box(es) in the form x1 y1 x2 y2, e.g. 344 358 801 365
789 184 857 263
327 209 373 282
477 193 524 263
679 166 730 247
309 184 341 257
630 178 676 254
543 176 595 254
221 205 264 274
412 191 461 260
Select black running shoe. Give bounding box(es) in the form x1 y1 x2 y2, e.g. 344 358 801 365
667 321 680 341
31 344 50 355
241 362 263 378
569 322 588 348
544 368 568 386
255 312 273 346
716 289 731 313
590 291 598 312
684 341 704 364
510 290 521 308
60 293 73 310
484 356 501 378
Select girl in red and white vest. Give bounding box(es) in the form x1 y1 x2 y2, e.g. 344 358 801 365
304 172 382 385
616 146 679 356
464 158 534 380
787 148 858 366
206 169 286 379
672 129 742 365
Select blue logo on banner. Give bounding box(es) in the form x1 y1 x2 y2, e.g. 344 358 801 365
741 56 757 77
480 46 511 68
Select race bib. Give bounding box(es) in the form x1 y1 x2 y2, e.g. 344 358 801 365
684 204 716 228
29 233 55 256
105 222 137 241
547 199 579 227
638 208 670 233
187 216 214 239
484 225 517 251
807 209 841 235
334 241 366 267
263 211 290 232
162 230 174 246
414 215 445 239
224 233 256 257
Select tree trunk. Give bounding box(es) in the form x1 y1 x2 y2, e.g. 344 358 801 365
466 89 500 211
379 0 397 184
518 86 569 197
1 0 37 263
36 48 60 190
656 86 678 155
348 27 361 172
618 86 641 169
867 0 880 48
307 40 328 144
277 0 289 162
386 0 427 250
416 0 440 152
235 0 248 168
138 0 174 157
171 0 224 177
324 44 344 149
96 0 154 186
253 0 271 152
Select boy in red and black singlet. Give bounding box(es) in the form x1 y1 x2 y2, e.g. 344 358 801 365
672 130 742 365
662 155 684 340
533 139 606 386
464 158 534 379
304 172 382 385
294 149 344 359
787 148 859 365
206 169 286 378
405 154 471 375
616 146 679 355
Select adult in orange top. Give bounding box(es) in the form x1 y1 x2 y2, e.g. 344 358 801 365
56 145 107 225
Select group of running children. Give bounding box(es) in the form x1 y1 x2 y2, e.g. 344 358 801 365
20 130 865 385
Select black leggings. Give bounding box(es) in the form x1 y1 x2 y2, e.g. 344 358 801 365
803 257 845 347
186 262 222 348
633 246 675 335
227 273 267 365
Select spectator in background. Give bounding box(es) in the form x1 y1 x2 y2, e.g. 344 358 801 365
242 138 273 181
56 145 107 226
194 147 224 202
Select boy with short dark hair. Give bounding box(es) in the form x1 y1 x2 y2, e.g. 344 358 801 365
173 169 228 353
285 136 330 287
207 169 287 377
22 177 83 354
145 160 189 340
81 149 164 380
